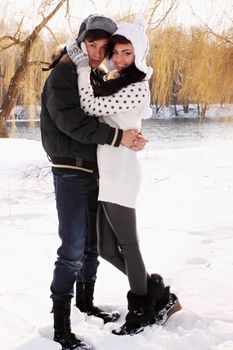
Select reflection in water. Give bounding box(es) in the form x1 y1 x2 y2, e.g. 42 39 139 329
7 117 233 150
142 117 233 150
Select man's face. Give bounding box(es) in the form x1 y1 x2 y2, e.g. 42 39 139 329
84 38 108 69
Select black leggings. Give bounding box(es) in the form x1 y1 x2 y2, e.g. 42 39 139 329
97 201 147 296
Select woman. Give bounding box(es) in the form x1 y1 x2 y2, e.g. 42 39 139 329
67 19 181 335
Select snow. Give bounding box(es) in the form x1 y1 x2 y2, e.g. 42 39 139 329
1 137 233 350
7 104 233 123
151 104 233 119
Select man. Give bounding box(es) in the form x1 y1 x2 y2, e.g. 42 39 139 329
40 15 146 350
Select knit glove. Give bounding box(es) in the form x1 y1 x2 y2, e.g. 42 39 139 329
66 41 90 72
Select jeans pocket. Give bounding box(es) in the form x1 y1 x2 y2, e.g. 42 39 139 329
61 174 79 178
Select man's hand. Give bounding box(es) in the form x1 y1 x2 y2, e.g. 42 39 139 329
121 130 148 151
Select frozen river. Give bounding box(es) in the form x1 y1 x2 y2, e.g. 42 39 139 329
7 117 233 149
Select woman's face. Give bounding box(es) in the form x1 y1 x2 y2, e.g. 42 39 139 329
111 42 135 72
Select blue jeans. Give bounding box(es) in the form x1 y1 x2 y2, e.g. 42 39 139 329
51 169 99 300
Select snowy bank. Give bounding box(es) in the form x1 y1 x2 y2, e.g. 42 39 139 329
151 104 233 119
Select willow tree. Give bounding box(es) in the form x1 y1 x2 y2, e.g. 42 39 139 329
148 23 233 116
179 28 233 116
148 27 187 111
207 35 233 105
187 0 233 114
0 0 68 138
176 29 212 116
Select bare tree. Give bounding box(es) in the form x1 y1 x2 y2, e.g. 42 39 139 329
0 0 68 137
189 0 233 45
115 0 178 28
147 0 178 30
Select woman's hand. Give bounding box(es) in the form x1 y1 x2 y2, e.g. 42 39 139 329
121 130 148 151
66 41 90 71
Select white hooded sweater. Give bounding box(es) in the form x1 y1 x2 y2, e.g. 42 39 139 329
78 68 152 208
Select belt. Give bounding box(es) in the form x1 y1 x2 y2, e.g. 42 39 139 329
51 157 97 174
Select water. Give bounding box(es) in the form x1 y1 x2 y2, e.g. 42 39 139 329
7 122 41 141
142 117 233 150
7 117 233 150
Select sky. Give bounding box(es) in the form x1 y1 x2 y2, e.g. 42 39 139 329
1 0 232 36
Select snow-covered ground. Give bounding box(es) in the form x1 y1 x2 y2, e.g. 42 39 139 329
151 104 233 119
1 138 233 350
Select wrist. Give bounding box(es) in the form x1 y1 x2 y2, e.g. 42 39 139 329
77 66 91 75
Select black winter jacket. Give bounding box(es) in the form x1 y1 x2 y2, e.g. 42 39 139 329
40 58 122 173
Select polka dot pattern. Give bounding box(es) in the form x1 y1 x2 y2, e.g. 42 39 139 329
78 70 148 117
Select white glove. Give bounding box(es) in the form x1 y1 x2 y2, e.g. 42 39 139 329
80 42 88 55
66 41 90 71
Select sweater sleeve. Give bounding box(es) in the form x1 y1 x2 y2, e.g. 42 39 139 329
77 68 149 117
45 62 122 147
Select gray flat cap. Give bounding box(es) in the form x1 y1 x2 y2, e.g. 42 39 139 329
76 15 117 45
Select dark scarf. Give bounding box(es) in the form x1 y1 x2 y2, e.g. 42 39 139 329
92 64 146 97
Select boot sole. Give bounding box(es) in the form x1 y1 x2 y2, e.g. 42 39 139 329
112 300 182 337
160 298 182 326
166 298 182 320
85 310 120 324
155 294 182 326
54 338 92 350
113 296 182 336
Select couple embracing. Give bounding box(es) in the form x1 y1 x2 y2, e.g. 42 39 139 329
40 14 181 350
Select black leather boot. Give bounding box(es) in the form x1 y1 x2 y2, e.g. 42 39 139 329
148 273 182 325
52 298 91 350
76 282 120 324
112 291 155 335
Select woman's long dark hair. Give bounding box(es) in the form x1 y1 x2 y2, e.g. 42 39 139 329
93 34 146 97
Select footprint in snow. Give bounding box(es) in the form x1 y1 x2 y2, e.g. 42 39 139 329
186 257 211 266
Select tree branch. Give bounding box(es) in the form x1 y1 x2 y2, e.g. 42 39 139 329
27 60 51 66
0 35 20 43
189 1 233 45
21 0 67 63
147 0 163 24
0 16 25 49
0 41 22 50
45 25 60 44
149 0 177 30
15 16 25 40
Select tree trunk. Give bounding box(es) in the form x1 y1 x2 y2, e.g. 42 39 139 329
183 104 189 113
174 104 178 116
0 0 67 138
200 104 208 117
0 63 29 137
0 119 8 138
